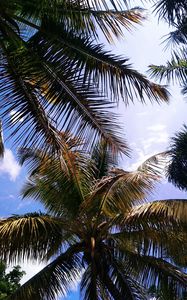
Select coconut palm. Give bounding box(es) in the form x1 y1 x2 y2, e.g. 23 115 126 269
0 0 169 157
0 141 187 299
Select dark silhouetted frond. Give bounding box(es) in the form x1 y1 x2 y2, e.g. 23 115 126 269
167 125 187 190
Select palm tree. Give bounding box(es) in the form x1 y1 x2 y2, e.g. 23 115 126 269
0 141 187 299
0 0 169 157
147 0 187 192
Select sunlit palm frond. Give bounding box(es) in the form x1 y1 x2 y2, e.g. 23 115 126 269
19 144 94 215
0 213 66 263
7 244 83 300
136 152 168 177
126 199 187 225
82 165 159 218
84 7 145 42
22 172 85 217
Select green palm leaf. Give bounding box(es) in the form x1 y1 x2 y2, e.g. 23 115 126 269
0 0 170 155
149 50 187 94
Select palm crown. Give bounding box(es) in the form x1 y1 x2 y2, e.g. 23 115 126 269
0 0 169 157
0 140 187 300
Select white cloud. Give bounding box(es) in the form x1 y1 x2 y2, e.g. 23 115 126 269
141 132 169 151
20 261 47 284
147 124 166 132
139 124 169 152
0 149 21 181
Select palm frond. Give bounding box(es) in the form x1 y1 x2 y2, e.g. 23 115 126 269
90 140 119 180
81 263 99 300
112 223 187 266
164 17 187 47
149 50 187 94
97 257 146 300
19 144 95 216
0 213 67 263
167 125 187 190
1 41 128 154
153 0 187 24
136 151 168 177
83 7 145 42
7 243 83 300
82 161 161 217
0 120 4 158
126 199 187 225
29 27 169 105
0 43 64 154
123 250 187 298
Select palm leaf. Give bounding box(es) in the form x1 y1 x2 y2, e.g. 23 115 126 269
6 243 83 300
15 6 145 42
0 213 67 263
136 151 169 177
149 50 187 94
153 0 187 24
126 199 187 225
167 125 187 190
123 250 187 297
164 17 187 47
0 120 4 158
29 27 169 105
97 257 146 300
0 43 64 154
81 263 99 300
19 145 95 215
111 223 187 266
83 163 160 217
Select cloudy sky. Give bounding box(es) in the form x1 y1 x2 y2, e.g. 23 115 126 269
1 2 187 300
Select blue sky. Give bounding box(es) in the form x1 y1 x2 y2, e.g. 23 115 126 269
1 2 187 299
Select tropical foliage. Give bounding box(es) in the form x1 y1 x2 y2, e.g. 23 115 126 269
0 0 169 157
147 0 187 190
0 262 25 299
0 142 187 299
